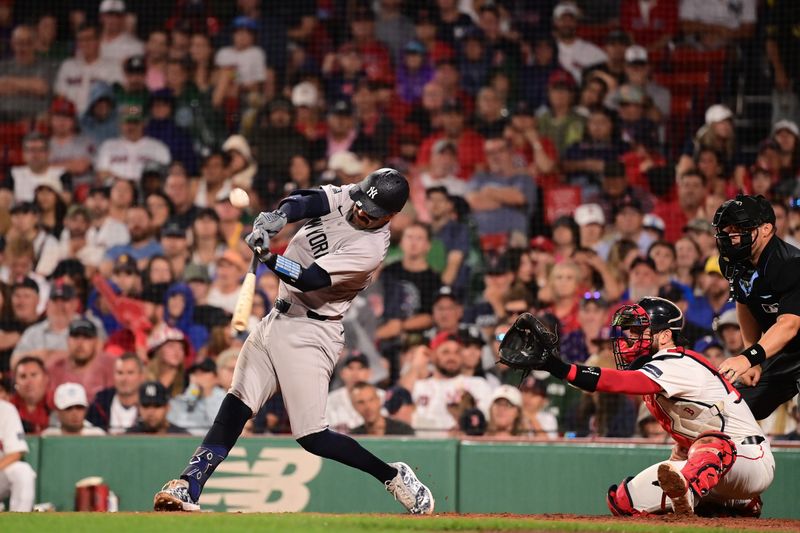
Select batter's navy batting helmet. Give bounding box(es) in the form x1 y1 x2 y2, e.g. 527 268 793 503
349 168 409 218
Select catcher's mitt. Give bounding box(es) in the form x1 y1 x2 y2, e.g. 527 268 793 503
498 313 559 371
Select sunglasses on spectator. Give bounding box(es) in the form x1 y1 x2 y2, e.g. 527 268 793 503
583 291 602 300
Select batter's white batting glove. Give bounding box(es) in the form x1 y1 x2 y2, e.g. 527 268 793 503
253 210 287 237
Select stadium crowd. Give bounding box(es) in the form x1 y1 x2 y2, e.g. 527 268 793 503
2 0 800 447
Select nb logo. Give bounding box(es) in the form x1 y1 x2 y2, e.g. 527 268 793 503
366 186 378 199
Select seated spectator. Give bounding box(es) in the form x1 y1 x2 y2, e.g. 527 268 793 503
102 205 164 272
774 404 800 442
80 82 120 147
560 293 611 364
9 356 52 434
397 41 433 105
473 87 507 139
126 380 188 434
518 35 559 111
195 151 232 208
207 250 248 315
426 188 470 289
608 195 654 256
47 98 95 191
686 255 735 330
536 70 584 156
574 203 607 256
98 0 145 65
678 104 744 184
542 262 582 336
551 2 607 84
637 403 670 442
503 102 558 185
47 318 115 402
653 170 707 243
86 185 130 254
620 46 670 123
417 142 467 198
34 181 67 238
519 376 559 438
377 223 440 342
436 0 475 46
214 17 266 93
684 218 718 260
458 29 490 97
562 106 622 190
612 84 658 148
215 347 238 392
714 308 744 358
466 137 537 247
582 29 632 87
620 0 678 52
7 203 61 278
460 330 499 388
475 4 522 76
0 278 42 374
7 133 69 204
144 90 198 176
167 358 225 436
87 352 144 434
164 283 208 353
0 25 54 122
352 83 394 159
326 351 384 433
159 222 190 280
620 121 667 192
485 384 526 437
55 23 123 115
625 256 661 302
0 396 36 511
350 382 414 436
42 382 106 436
679 0 755 50
588 161 654 225
146 326 189 398
323 43 367 105
114 55 148 109
694 335 726 369
417 100 485 180
383 385 416 428
95 104 172 184
658 282 711 347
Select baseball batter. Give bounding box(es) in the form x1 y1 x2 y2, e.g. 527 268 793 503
154 169 434 514
499 298 774 516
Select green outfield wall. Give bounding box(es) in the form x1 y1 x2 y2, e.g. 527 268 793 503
22 436 800 517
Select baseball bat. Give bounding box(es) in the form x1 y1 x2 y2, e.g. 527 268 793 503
231 246 261 332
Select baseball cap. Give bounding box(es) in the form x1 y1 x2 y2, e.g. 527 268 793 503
50 280 77 300
433 285 461 305
217 249 247 272
658 282 686 303
694 335 723 353
383 386 414 415
490 384 523 408
188 358 217 374
50 97 76 117
715 309 739 331
629 256 657 273
624 45 648 64
113 253 138 275
548 69 576 90
329 100 354 116
684 218 714 235
772 119 800 137
484 253 512 275
291 81 319 108
520 376 548 396
99 0 126 14
429 331 462 350
160 220 186 238
54 382 89 410
150 88 175 105
404 40 427 55
232 16 259 32
36 178 64 195
342 351 369 368
617 84 645 106
124 55 146 74
139 381 169 407
529 235 555 254
642 214 666 233
614 195 643 215
184 263 211 283
606 30 632 46
459 408 487 436
433 139 457 155
349 168 409 218
12 277 39 294
705 104 733 126
120 104 145 123
704 255 723 276
147 326 186 356
574 203 605 226
553 1 580 19
69 318 98 338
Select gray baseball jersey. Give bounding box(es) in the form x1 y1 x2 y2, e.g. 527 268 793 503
229 183 391 437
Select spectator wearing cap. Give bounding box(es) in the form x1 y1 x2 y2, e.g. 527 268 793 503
458 28 490 97
574 203 606 254
417 141 467 199
167 357 224 436
658 282 711 347
146 325 190 398
323 99 375 163
42 382 106 436
408 332 493 435
55 24 123 115
127 380 188 434
383 385 416 427
562 105 622 190
426 188 470 289
98 0 145 65
48 97 95 190
12 279 104 369
347 7 394 84
183 263 212 308
582 30 632 87
396 40 434 106
620 45 670 122
47 318 115 402
95 103 172 183
608 192 655 256
0 278 41 373
678 104 744 183
6 200 62 278
417 98 486 179
80 82 120 147
679 0 755 51
473 86 508 139
611 84 658 148
8 133 69 205
326 352 385 432
770 120 800 180
159 221 189 278
619 117 668 192
84 185 130 258
145 89 198 176
652 169 707 243
620 0 678 51
681 218 716 261
113 55 148 110
623 256 662 303
684 254 735 331
428 286 467 337
536 69 584 156
518 35 559 112
714 308 744 358
87 353 144 434
214 16 267 92
519 376 558 438
207 249 250 315
586 160 654 225
377 223 441 343
485 384 525 437
466 137 537 246
560 292 611 364
436 0 476 45
552 2 607 84
0 25 54 122
102 205 163 273
195 151 233 208
9 356 52 434
350 381 414 436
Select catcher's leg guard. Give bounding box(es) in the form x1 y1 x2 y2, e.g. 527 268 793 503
681 431 737 497
607 477 641 516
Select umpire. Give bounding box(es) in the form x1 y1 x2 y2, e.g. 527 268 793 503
713 194 800 419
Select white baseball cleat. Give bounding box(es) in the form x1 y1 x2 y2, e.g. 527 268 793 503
385 462 435 515
153 479 201 512
658 463 694 516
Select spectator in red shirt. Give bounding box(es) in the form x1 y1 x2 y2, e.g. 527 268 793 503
653 169 707 242
47 318 115 403
348 7 392 83
432 58 473 116
620 121 667 191
545 261 582 336
620 0 678 52
9 356 52 434
417 100 485 179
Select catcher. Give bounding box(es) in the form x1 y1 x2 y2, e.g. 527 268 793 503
500 297 775 516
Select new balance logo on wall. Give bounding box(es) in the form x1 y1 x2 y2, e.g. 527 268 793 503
201 447 323 512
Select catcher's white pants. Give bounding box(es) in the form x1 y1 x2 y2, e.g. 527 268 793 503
626 441 774 513
229 309 344 438
0 461 36 511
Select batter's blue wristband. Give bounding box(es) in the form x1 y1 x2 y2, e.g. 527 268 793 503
741 343 766 366
273 255 302 281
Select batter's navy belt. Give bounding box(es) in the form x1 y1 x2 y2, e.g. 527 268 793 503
274 298 343 321
740 435 766 445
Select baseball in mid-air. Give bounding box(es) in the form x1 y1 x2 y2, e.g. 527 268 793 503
230 187 250 208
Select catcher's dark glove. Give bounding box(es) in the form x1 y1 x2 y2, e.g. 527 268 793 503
498 313 560 371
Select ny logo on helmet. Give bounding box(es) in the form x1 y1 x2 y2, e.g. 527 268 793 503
367 186 378 199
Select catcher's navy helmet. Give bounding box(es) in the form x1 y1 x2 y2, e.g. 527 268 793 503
349 168 409 218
